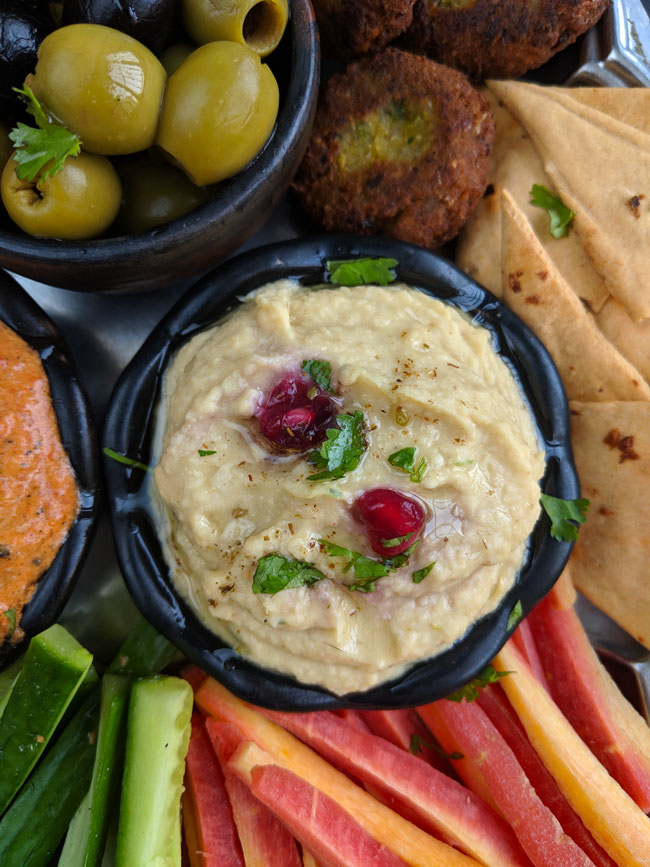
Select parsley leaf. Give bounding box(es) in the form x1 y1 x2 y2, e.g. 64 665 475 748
529 184 574 239
412 562 435 584
4 609 16 636
327 257 398 287
198 449 216 457
301 359 334 392
319 537 421 592
388 447 428 483
507 599 523 631
307 412 366 481
252 554 325 595
383 539 420 570
445 665 511 703
540 494 589 542
382 532 414 549
103 447 151 473
409 733 463 760
10 85 81 182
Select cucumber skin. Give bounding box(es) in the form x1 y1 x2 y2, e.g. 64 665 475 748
0 625 93 816
115 676 192 867
0 692 99 867
107 620 177 678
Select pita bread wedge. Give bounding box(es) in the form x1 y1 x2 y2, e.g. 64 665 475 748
545 87 650 136
569 400 650 649
596 297 650 387
500 190 650 402
489 80 650 322
457 90 609 313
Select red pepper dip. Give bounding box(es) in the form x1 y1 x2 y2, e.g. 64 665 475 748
0 320 79 645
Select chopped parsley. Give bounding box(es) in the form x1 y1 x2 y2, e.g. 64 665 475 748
4 609 16 636
301 359 335 393
445 665 511 703
382 532 414 549
252 554 325 595
507 599 523 631
412 562 435 584
10 85 81 182
409 733 463 761
307 411 366 481
103 447 151 473
387 447 427 483
319 537 420 592
198 449 216 457
326 257 398 287
540 494 589 542
529 184 574 239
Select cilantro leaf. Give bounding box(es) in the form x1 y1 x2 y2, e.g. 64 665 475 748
387 447 428 483
198 449 216 457
409 733 463 760
307 412 366 481
326 257 398 287
412 562 435 584
10 86 81 182
301 359 334 392
252 554 325 595
382 532 414 549
540 494 589 542
103 447 151 473
529 184 574 239
445 665 511 703
383 538 420 570
4 609 16 636
319 537 421 592
507 599 523 631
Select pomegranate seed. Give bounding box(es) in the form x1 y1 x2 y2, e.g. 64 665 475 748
355 488 425 556
257 373 336 452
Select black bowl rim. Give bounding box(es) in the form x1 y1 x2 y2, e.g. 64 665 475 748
0 272 100 667
0 0 319 292
104 234 579 710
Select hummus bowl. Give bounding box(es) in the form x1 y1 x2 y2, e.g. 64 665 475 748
0 272 99 669
104 235 579 709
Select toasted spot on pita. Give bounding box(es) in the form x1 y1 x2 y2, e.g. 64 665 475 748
500 191 650 402
569 400 650 649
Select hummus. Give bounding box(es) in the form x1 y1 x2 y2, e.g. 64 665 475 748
153 280 544 693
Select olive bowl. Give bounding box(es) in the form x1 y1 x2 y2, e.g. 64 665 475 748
104 235 579 710
0 0 319 294
0 271 100 669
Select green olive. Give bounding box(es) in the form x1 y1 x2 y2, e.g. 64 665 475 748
156 41 279 186
116 158 212 233
182 0 289 57
1 151 122 239
27 23 167 155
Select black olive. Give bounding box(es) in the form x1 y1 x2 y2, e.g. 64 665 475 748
0 0 53 115
61 0 176 54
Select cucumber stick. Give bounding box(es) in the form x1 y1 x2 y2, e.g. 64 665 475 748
0 624 93 815
115 676 192 867
107 619 177 677
58 674 131 867
0 692 99 867
0 657 23 718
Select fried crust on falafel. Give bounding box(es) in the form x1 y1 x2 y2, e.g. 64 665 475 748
314 0 416 58
401 0 609 80
292 48 495 249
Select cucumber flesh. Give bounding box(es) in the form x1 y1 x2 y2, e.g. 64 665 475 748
115 676 192 867
0 691 99 867
59 674 131 867
0 624 93 815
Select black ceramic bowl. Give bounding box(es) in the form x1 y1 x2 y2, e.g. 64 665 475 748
0 272 100 668
104 235 579 709
0 1 319 294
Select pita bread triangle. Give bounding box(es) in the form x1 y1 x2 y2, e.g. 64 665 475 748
545 86 650 136
489 80 650 322
500 190 650 402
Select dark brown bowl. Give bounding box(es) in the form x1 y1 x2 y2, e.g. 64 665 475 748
104 235 579 710
0 272 100 668
0 2 319 294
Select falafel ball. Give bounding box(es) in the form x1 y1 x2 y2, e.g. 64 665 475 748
314 0 416 57
401 0 609 80
292 48 495 250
